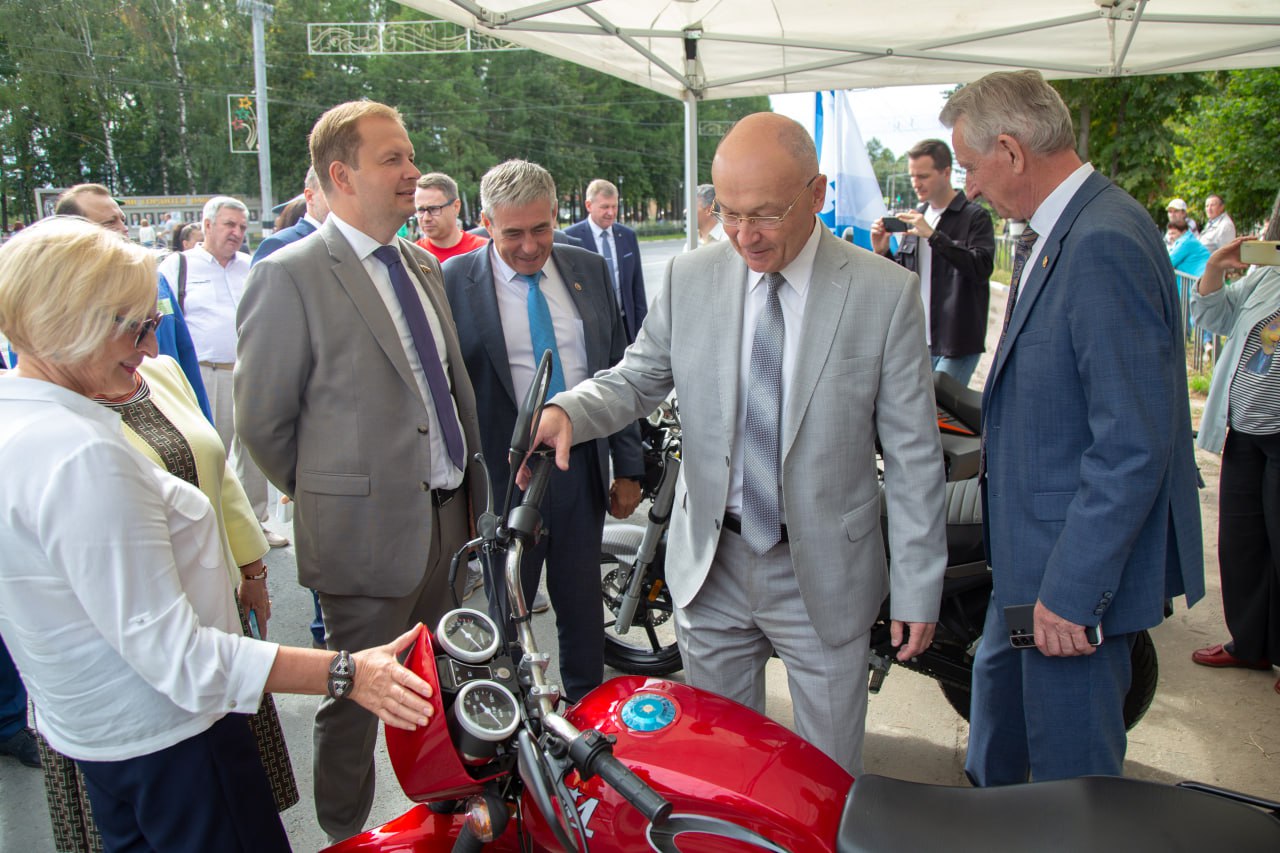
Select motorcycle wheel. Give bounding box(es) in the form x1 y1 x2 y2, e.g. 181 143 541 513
937 628 1159 732
601 552 683 676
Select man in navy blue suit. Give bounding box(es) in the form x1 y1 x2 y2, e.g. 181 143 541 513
252 166 329 265
443 160 644 701
564 179 648 343
941 70 1204 784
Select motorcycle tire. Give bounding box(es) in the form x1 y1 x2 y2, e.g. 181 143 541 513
938 628 1159 732
601 552 683 676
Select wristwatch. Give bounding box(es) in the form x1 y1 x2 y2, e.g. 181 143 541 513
327 651 356 699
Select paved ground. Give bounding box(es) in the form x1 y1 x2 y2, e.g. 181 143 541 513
3 240 1278 851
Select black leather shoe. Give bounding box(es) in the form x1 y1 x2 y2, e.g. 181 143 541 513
0 727 40 768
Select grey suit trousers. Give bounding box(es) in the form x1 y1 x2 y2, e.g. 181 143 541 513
675 527 871 775
312 495 468 842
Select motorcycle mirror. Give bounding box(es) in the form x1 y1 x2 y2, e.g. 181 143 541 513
502 350 554 518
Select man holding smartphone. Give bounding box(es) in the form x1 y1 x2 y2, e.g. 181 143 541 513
871 139 995 386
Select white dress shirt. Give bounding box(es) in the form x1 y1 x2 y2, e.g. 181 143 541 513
329 213 466 489
157 246 251 363
726 219 824 517
589 221 623 305
1015 162 1097 303
917 203 947 346
0 376 278 762
489 246 589 404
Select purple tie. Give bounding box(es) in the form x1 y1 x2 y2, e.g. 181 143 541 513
372 245 465 472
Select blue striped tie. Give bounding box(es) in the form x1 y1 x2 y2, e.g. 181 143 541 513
522 273 566 398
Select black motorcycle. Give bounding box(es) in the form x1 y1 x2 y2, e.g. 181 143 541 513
600 376 1159 729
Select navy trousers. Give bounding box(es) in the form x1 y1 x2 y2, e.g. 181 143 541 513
0 634 27 739
77 713 289 853
965 593 1133 785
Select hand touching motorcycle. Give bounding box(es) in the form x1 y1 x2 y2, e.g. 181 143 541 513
518 404 575 488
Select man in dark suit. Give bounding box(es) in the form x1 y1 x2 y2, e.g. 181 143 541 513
442 159 644 702
870 138 995 386
251 166 329 265
940 70 1204 785
236 101 482 842
564 179 648 343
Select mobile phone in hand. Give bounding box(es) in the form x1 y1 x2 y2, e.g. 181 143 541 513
880 216 910 233
248 609 262 640
1005 603 1102 649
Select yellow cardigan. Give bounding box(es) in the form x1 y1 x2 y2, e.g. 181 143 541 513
124 356 269 583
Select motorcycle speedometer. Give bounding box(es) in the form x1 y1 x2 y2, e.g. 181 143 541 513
436 608 500 664
450 680 520 765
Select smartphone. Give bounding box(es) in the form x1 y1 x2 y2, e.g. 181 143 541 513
1005 604 1102 649
880 216 910 233
1240 240 1280 266
248 609 262 640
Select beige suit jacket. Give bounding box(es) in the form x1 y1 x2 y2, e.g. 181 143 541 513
235 219 482 598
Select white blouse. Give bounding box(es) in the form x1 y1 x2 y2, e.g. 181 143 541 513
0 376 278 761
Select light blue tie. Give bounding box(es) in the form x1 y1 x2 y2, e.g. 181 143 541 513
599 229 621 308
522 273 566 398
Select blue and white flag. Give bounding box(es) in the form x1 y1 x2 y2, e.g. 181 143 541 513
815 91 887 250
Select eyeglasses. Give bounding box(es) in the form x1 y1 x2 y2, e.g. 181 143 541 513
713 175 819 230
415 200 456 218
117 311 164 348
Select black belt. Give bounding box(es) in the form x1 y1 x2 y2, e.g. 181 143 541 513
432 485 460 508
722 514 788 543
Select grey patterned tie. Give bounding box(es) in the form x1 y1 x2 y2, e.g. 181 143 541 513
742 272 786 554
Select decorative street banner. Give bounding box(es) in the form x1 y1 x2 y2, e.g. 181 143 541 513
228 95 258 153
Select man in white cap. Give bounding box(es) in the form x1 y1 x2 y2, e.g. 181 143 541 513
1166 198 1198 244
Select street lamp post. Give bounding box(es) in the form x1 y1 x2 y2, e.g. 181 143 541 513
239 0 274 234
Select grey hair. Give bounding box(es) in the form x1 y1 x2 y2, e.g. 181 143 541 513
696 183 716 209
1264 188 1280 242
939 70 1075 156
480 160 556 217
201 195 249 223
304 166 321 192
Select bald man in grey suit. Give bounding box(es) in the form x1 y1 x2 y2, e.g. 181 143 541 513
235 101 481 842
530 113 947 774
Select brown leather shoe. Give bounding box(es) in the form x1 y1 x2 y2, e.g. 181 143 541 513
1191 642 1271 670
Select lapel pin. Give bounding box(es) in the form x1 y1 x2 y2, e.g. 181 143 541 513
1041 256 1048 268
573 282 583 291
419 264 431 274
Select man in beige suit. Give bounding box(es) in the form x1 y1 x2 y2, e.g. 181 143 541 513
531 113 947 774
235 101 481 842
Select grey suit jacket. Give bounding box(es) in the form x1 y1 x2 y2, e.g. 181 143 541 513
235 218 482 598
554 224 947 646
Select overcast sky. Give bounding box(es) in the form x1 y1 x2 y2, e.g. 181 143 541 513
770 85 955 159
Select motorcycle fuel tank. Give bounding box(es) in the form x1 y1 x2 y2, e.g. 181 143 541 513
545 676 853 852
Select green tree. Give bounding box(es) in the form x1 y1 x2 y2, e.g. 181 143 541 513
1172 68 1280 230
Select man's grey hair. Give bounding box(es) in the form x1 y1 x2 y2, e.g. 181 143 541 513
696 183 716 209
480 160 556 217
585 178 618 202
417 172 460 201
939 70 1075 157
304 166 321 192
202 195 249 223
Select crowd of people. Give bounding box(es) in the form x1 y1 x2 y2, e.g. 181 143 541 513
0 67 1274 851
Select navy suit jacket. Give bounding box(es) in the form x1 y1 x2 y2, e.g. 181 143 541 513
563 219 648 343
251 217 317 266
982 170 1204 635
441 244 643 499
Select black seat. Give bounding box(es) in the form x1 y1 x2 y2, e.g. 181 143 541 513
837 774 1280 853
880 478 985 568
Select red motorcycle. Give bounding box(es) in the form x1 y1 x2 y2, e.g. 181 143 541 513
327 356 1280 853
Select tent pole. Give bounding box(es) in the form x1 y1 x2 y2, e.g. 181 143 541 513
684 91 698 251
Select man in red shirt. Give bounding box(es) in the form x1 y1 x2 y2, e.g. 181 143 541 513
414 172 488 262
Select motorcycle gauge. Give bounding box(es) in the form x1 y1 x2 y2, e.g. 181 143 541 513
435 608 500 664
450 680 520 764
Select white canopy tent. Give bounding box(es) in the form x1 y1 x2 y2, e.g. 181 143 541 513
394 0 1280 244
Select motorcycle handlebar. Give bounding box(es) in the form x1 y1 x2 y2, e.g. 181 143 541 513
522 451 553 509
565 728 672 826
